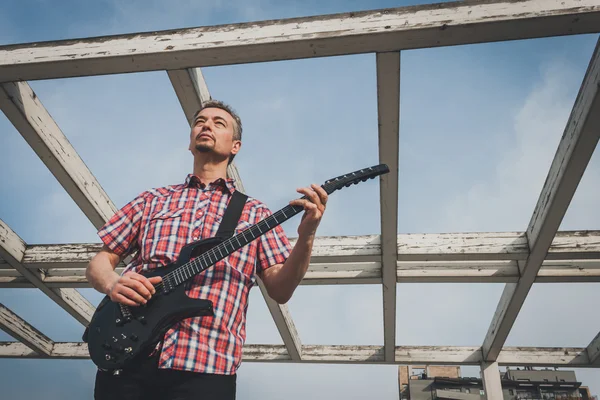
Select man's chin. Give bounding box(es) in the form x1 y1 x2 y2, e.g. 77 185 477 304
195 145 212 153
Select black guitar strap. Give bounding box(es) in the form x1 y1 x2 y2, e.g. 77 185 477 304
215 190 248 239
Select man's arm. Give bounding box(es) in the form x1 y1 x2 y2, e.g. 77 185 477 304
86 245 161 306
258 184 327 304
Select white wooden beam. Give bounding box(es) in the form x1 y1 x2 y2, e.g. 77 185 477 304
1 1 599 82
397 259 600 283
398 231 600 261
481 362 503 400
483 38 600 362
167 68 302 361
167 68 211 124
0 219 94 326
4 232 597 267
586 332 600 364
2 234 600 287
0 81 117 229
4 258 600 288
377 51 400 362
0 342 592 367
0 304 53 356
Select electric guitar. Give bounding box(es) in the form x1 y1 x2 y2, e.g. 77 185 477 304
83 164 389 370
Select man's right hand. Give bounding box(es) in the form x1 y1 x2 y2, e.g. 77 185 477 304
106 271 162 306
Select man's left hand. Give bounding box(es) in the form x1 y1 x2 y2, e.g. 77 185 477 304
290 184 328 239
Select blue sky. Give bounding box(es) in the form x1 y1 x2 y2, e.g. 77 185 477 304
1 0 600 398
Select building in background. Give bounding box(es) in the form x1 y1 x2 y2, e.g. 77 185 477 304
398 365 595 400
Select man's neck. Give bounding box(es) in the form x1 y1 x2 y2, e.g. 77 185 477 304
192 159 228 186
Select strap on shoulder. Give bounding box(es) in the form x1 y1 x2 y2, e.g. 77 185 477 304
215 190 248 239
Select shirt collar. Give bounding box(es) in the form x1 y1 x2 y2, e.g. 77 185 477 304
184 174 237 194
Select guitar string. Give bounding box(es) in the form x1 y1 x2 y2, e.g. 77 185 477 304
151 204 298 292
162 204 301 288
152 176 354 292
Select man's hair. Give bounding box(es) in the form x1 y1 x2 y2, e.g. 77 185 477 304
192 100 243 141
192 100 242 165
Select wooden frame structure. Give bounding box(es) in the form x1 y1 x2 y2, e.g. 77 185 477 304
1 0 600 397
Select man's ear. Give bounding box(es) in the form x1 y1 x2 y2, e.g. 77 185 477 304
231 140 241 156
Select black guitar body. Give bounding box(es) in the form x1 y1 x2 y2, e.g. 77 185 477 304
84 238 221 371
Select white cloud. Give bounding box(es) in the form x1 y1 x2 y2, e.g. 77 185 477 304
440 58 599 232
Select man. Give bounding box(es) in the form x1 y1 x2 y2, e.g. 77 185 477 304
85 100 327 399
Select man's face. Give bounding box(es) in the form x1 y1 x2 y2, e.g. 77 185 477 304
189 107 240 160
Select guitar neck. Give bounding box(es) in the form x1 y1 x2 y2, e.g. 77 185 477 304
159 172 372 292
198 202 304 271
162 203 306 290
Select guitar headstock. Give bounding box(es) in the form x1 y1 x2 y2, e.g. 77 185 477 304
322 164 389 195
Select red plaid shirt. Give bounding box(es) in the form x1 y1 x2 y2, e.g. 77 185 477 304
97 174 292 375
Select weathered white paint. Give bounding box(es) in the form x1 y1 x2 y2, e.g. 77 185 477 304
377 51 400 362
0 219 94 326
397 259 600 283
4 259 600 288
1 1 599 82
395 346 482 365
167 68 211 123
0 82 117 229
5 232 596 270
0 342 593 367
301 262 381 285
497 347 590 366
586 331 600 364
296 235 381 263
481 362 503 400
483 38 600 362
0 304 53 356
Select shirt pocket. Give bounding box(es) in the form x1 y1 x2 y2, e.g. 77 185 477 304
143 207 189 264
151 208 185 220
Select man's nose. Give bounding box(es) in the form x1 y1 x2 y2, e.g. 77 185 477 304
201 119 214 131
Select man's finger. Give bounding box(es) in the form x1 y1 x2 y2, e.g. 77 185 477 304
297 186 321 207
119 286 147 305
114 293 138 307
124 277 151 299
130 273 156 296
312 184 328 206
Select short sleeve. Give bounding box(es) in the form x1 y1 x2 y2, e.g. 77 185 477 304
97 192 147 258
256 206 293 273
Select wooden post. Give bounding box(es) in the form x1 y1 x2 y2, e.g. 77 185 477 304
481 362 503 400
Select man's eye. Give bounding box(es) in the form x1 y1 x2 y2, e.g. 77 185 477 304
216 122 225 127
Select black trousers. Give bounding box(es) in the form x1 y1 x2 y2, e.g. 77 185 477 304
94 352 236 400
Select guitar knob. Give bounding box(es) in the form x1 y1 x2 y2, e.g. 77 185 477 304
130 334 139 342
138 316 146 325
102 343 112 350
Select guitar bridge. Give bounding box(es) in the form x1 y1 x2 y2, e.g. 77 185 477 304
119 304 133 323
